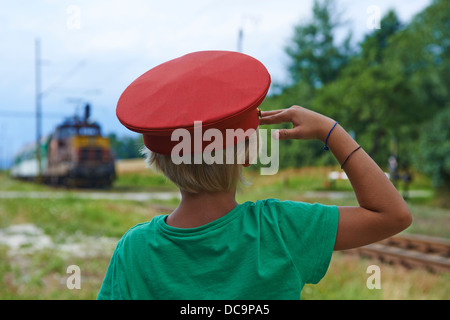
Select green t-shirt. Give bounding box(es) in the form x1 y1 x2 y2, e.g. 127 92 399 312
97 199 339 300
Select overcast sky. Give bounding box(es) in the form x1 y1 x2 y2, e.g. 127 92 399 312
0 0 431 165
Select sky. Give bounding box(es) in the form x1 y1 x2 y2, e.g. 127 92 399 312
0 0 432 167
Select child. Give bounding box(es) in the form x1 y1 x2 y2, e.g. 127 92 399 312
97 51 411 300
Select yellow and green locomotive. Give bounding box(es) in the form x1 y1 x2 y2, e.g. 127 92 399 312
11 105 116 188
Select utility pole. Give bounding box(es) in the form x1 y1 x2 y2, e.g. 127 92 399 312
35 38 42 182
237 28 243 53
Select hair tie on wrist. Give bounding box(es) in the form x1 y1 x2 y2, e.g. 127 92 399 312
323 121 338 151
341 146 362 169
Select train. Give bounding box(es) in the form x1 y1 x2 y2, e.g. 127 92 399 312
10 104 116 188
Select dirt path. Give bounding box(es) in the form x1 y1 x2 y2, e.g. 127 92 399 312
0 190 181 201
0 189 431 201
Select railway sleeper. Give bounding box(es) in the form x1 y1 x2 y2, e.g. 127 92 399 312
354 243 450 273
380 235 450 257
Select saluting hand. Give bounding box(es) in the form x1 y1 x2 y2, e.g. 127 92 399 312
259 105 335 142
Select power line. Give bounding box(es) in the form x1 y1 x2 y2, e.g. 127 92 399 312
36 38 42 180
41 59 87 98
0 109 68 118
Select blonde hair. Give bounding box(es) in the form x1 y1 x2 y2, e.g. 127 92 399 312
141 131 258 193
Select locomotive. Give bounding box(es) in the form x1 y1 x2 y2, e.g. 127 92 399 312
11 104 116 188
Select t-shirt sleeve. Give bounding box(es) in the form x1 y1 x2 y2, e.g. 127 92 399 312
97 241 125 300
271 199 339 284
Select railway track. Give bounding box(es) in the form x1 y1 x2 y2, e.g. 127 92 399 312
345 234 450 273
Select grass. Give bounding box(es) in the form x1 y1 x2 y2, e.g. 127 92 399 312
0 194 165 300
0 165 448 300
113 171 176 191
0 172 54 192
0 197 154 238
113 158 177 191
0 245 114 299
303 252 450 300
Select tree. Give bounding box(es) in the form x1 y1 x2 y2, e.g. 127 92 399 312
385 0 449 119
107 133 143 159
284 0 352 88
260 0 450 177
415 107 450 206
312 11 407 164
360 10 403 64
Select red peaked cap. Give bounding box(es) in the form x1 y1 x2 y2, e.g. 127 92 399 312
116 51 271 155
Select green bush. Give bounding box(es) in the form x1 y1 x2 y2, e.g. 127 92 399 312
416 106 450 189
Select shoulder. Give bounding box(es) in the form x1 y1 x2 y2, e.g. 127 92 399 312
250 198 329 214
248 198 338 226
239 198 311 221
117 215 165 247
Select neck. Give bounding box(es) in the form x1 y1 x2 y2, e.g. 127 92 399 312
165 189 238 228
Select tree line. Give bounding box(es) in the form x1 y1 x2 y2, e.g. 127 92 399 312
260 0 449 191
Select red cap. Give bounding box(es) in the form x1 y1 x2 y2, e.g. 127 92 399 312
116 50 271 155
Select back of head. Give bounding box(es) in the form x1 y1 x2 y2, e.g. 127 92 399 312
141 132 257 193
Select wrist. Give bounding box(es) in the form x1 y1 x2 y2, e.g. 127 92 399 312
317 117 337 142
323 121 339 150
325 124 360 165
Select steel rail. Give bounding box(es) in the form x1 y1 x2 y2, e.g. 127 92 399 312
345 234 450 273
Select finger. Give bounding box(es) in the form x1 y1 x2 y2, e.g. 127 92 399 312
259 115 287 125
273 128 298 140
259 111 292 125
260 109 284 116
